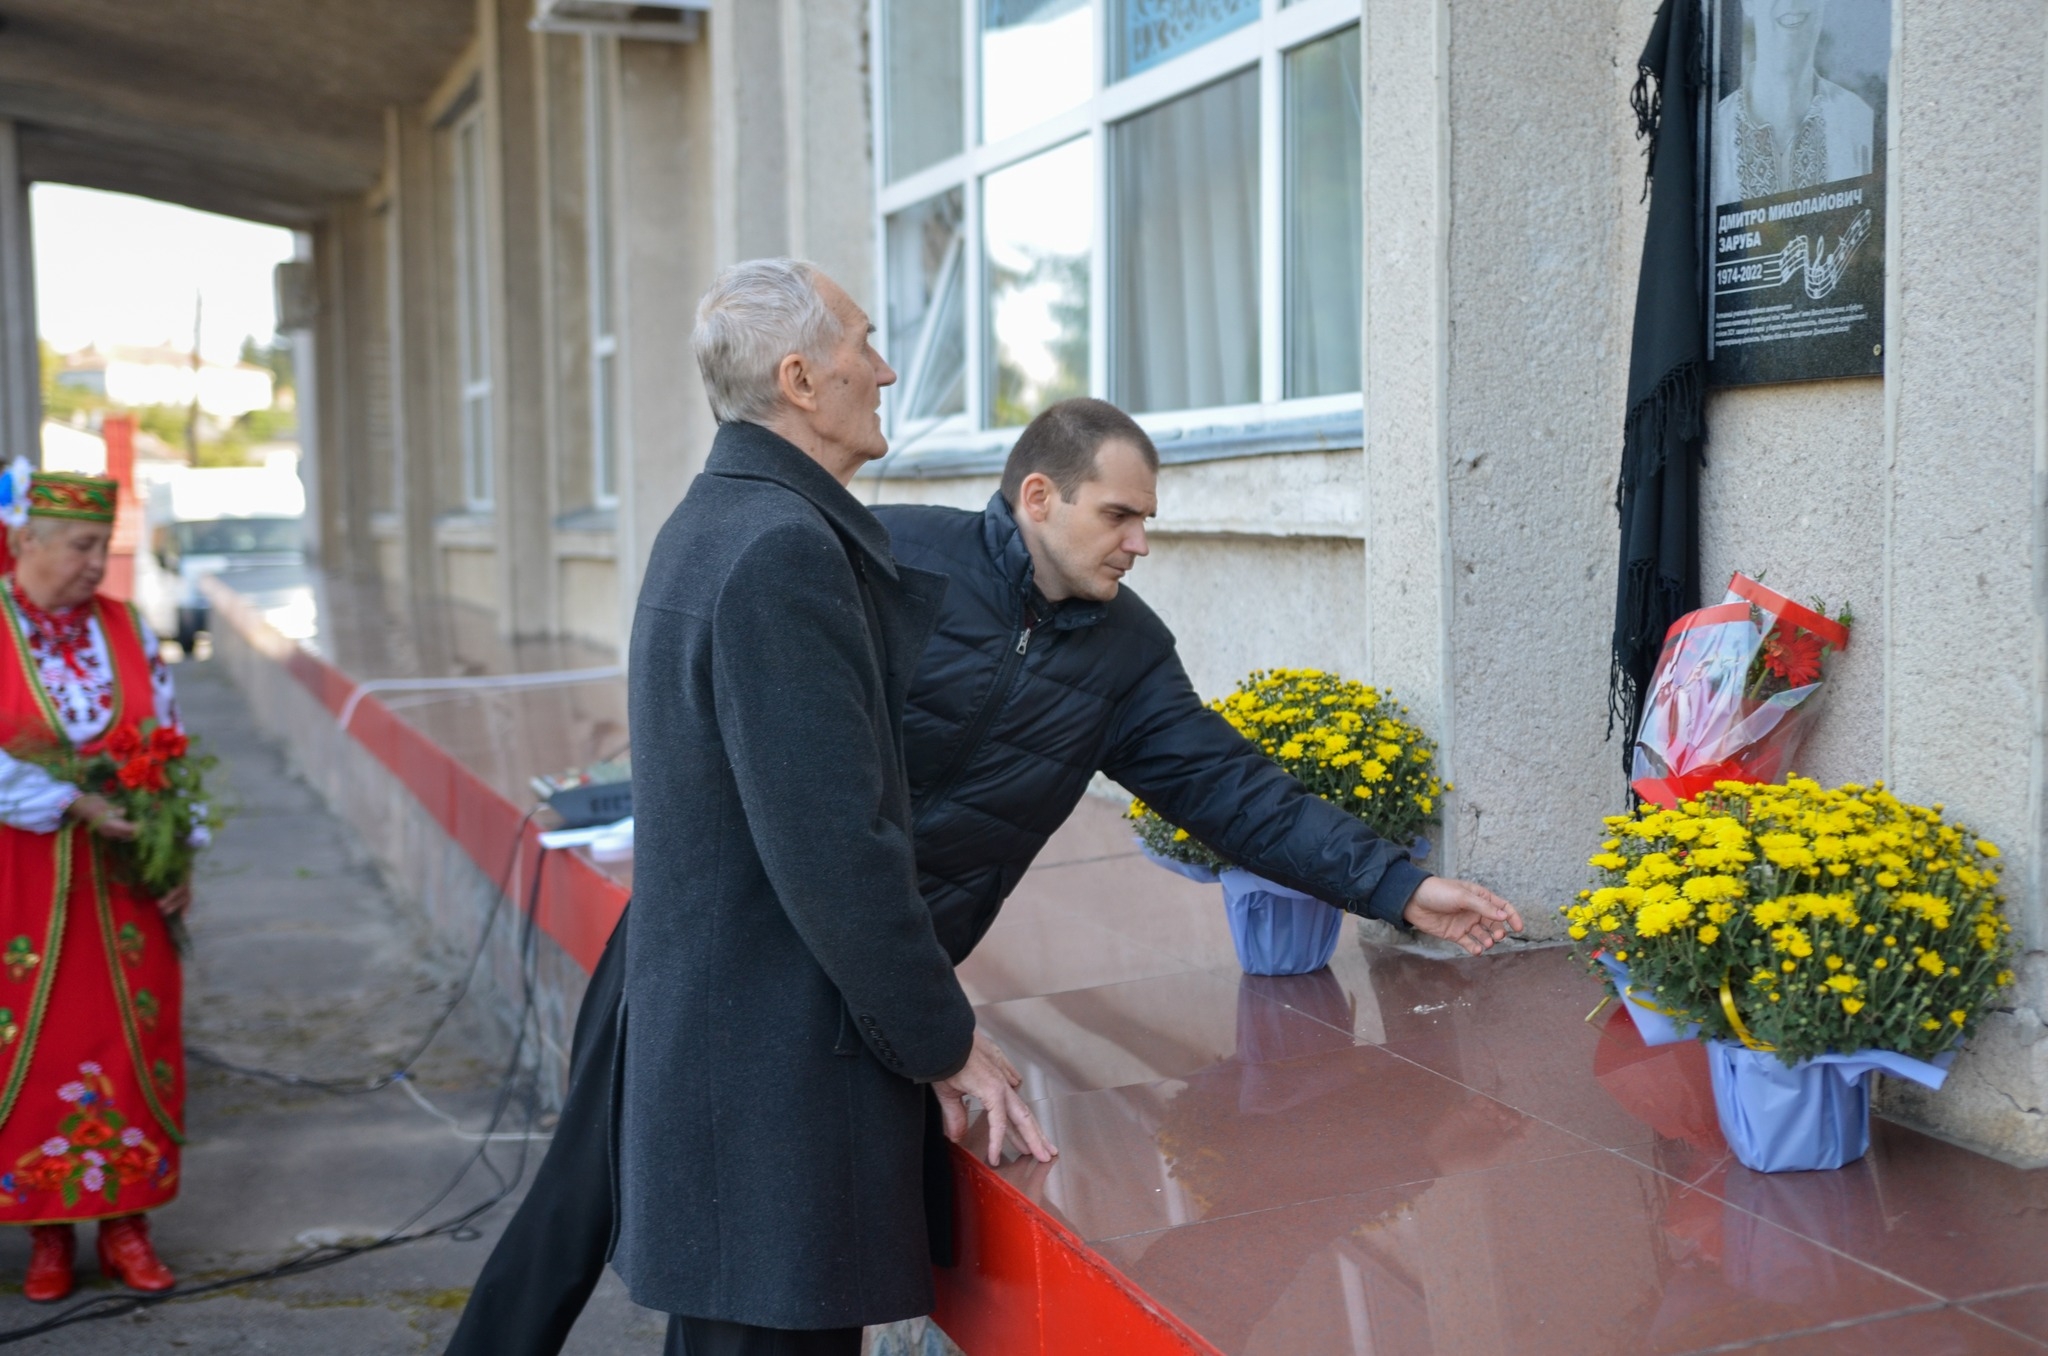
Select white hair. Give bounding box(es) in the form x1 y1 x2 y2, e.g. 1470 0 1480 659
692 258 843 425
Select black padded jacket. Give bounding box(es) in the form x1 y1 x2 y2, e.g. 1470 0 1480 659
875 492 1431 963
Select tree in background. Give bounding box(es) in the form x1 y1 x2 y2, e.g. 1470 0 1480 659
39 338 105 424
239 334 294 395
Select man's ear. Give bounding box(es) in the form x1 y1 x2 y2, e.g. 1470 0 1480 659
775 350 818 412
1018 471 1059 524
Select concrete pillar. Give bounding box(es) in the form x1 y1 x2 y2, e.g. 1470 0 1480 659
290 231 322 564
388 107 447 599
1438 0 1633 905
709 0 790 266
777 0 874 301
0 121 39 466
534 33 588 556
316 200 385 580
1360 0 1456 866
1876 0 2048 1159
483 0 558 638
311 217 354 575
616 35 714 630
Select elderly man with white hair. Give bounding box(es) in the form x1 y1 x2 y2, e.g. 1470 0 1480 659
611 260 1050 1356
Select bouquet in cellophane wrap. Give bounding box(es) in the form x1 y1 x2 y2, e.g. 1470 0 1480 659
1631 574 1852 809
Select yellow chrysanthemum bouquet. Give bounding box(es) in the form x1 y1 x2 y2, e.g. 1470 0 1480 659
1128 668 1445 867
1568 776 2016 1170
1127 668 1445 975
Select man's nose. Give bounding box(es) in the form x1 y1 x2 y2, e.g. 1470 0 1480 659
874 354 898 388
1126 524 1149 557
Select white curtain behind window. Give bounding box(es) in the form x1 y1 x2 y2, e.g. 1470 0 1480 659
1112 68 1259 414
1285 25 1362 398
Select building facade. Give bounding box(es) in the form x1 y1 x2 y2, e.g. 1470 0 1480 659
0 0 2041 1158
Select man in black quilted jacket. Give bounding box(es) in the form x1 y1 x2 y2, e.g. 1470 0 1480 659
447 397 1522 1356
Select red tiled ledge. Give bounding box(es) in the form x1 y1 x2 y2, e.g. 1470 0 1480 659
202 575 1218 1356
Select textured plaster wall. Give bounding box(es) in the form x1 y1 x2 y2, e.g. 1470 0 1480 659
1361 0 1453 791
1699 380 1887 790
558 556 622 652
1871 0 2048 1160
1440 0 1635 927
617 36 715 619
1127 536 1369 701
441 545 499 614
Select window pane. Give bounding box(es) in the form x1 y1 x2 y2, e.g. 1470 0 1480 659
1111 69 1257 413
456 117 488 387
1113 0 1256 79
587 40 615 338
984 139 1091 427
884 189 968 424
594 349 617 502
887 0 964 179
1285 25 1362 398
982 0 1093 145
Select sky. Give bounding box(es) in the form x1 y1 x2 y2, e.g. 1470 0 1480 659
31 184 298 365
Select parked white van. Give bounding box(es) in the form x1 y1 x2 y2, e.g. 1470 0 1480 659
138 465 306 653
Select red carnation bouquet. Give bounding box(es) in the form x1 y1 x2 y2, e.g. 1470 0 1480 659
10 718 220 899
1630 574 1852 808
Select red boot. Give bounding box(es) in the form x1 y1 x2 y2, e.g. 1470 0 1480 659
96 1214 174 1292
23 1224 75 1303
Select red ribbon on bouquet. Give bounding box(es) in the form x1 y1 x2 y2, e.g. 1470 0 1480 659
1726 573 1851 651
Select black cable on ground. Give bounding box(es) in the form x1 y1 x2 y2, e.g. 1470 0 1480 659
0 813 559 1344
185 802 549 1094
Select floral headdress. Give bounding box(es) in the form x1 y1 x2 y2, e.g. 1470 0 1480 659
0 457 30 530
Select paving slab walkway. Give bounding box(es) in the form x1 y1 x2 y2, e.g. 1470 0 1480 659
0 659 666 1354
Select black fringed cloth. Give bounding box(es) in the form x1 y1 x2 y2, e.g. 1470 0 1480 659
1611 0 1707 769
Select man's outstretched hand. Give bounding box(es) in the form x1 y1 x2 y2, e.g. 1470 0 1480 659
934 1027 1057 1167
1402 876 1524 955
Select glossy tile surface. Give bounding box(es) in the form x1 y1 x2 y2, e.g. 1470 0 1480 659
1093 1154 1934 1356
1626 1114 2048 1302
972 801 2048 1354
1970 1288 2048 1344
1733 1307 2045 1354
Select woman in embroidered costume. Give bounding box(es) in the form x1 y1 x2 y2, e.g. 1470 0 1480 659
0 472 190 1301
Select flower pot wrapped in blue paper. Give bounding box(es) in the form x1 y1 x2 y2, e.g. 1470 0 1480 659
1140 845 1342 975
1219 869 1343 976
1706 1042 1955 1172
1138 844 1219 885
1594 955 1700 1047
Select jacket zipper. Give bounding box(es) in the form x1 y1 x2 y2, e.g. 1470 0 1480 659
913 620 1034 828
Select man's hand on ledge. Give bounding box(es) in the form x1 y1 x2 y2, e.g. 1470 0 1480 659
934 1027 1058 1168
1402 876 1524 956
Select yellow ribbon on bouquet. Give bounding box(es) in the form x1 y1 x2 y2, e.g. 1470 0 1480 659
1719 975 1777 1052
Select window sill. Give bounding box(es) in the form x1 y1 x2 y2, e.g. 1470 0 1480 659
858 406 1364 482
434 511 496 551
554 505 617 560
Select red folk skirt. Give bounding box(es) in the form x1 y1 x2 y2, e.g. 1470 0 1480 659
0 825 183 1223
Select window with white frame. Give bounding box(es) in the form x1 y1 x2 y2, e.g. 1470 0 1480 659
873 0 1362 444
451 100 495 510
584 36 622 508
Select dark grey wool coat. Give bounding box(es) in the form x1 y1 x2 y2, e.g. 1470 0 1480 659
614 422 977 1328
